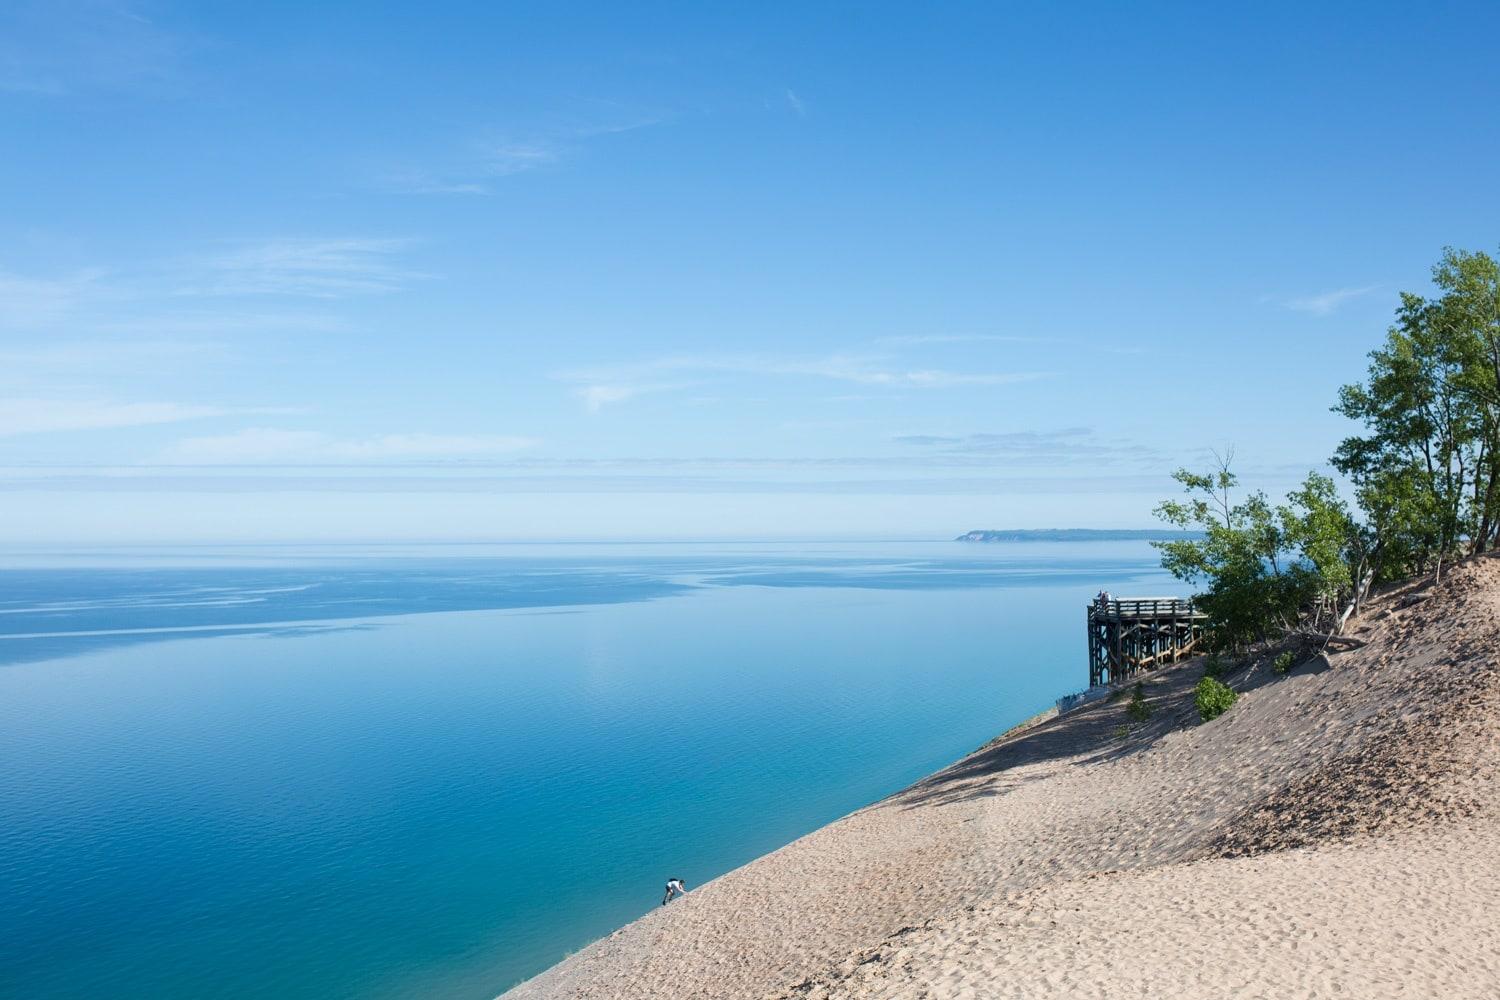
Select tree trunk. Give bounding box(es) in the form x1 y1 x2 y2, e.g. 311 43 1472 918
1337 567 1375 635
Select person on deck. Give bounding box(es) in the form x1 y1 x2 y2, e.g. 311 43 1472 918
661 878 688 905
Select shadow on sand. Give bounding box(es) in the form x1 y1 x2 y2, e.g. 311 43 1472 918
893 648 1321 810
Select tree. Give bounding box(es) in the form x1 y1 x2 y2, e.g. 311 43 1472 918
1433 248 1500 552
1331 250 1500 577
1278 472 1357 623
1154 455 1357 648
1156 249 1500 646
1332 288 1478 576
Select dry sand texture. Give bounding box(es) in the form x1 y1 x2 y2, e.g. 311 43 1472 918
503 555 1500 1000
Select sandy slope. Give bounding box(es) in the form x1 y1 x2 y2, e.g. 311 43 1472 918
503 555 1500 1000
783 821 1500 1000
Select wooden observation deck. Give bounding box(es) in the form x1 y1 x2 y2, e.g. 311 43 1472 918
1087 596 1207 687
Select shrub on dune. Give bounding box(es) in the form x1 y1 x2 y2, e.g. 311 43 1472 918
1195 676 1237 721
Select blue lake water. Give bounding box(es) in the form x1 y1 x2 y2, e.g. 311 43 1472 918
0 541 1179 1000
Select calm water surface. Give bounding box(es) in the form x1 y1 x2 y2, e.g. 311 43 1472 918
0 541 1179 999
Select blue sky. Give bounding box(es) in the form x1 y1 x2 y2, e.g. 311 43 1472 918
3 1 1499 542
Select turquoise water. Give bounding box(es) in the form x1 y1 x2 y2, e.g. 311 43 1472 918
0 541 1178 999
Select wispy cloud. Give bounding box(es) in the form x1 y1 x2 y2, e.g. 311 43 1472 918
894 427 1168 466
0 267 105 328
1285 285 1378 316
2 241 415 330
573 384 684 413
863 369 1039 387
159 428 538 464
0 399 281 436
384 110 669 196
0 340 225 380
484 142 562 176
895 428 1092 449
179 238 423 298
379 144 559 196
785 89 807 116
556 353 1046 409
872 333 1143 357
0 0 184 96
0 468 1192 497
378 173 491 196
94 310 352 335
874 333 1053 346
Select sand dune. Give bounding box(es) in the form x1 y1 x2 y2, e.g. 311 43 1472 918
783 821 1500 999
503 555 1500 1000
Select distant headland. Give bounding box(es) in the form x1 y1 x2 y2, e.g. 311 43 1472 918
955 529 1203 543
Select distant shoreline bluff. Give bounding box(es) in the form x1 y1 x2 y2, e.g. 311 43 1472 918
502 554 1500 1000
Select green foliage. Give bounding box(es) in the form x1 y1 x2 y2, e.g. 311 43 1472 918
1282 474 1356 601
1125 682 1152 722
1151 248 1500 655
1154 455 1357 648
1203 653 1224 678
1194 676 1237 722
1334 248 1500 577
1114 723 1131 740
1273 651 1296 674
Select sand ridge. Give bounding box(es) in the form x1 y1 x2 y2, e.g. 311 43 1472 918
503 554 1500 1000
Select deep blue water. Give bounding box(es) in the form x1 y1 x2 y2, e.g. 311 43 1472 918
0 541 1180 1000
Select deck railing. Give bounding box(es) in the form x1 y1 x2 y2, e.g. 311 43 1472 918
1091 597 1205 621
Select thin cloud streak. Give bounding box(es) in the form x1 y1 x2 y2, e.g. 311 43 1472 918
159 428 539 464
556 353 1046 409
573 384 690 413
894 427 1168 465
389 111 670 195
95 311 353 335
484 142 561 176
179 238 423 298
0 0 183 96
0 340 227 382
379 172 491 196
874 334 1052 346
1285 285 1378 316
0 470 1178 496
0 268 105 328
2 240 422 333
0 452 1179 473
0 399 289 437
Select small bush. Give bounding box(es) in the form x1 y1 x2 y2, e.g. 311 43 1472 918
1204 653 1224 678
1114 724 1131 740
1195 676 1237 722
1125 682 1152 722
1273 651 1296 674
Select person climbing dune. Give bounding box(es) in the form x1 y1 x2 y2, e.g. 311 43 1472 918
661 877 688 905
